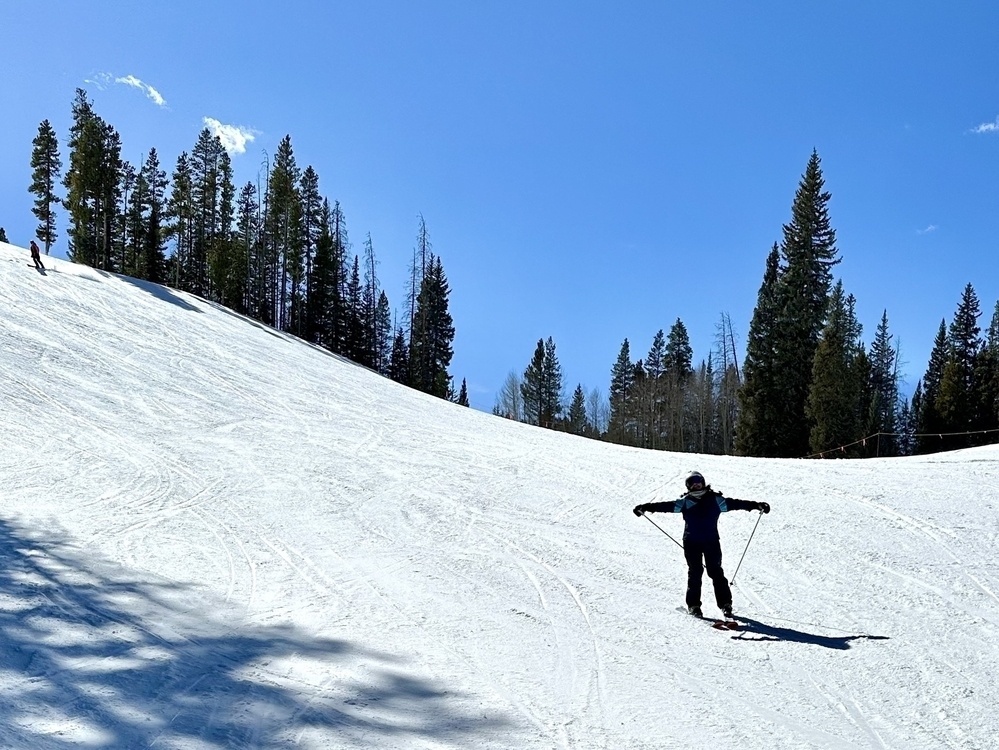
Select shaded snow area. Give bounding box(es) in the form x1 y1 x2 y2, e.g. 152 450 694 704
1 241 998 749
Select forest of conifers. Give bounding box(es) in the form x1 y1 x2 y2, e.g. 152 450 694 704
21 91 999 458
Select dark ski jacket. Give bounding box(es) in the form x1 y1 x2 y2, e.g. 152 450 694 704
642 488 756 543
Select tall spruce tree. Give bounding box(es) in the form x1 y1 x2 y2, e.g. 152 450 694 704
916 321 949 453
806 282 864 456
608 339 634 444
29 119 62 253
737 244 783 456
974 301 999 445
166 153 195 291
408 255 455 398
521 340 546 427
664 318 693 451
868 310 901 455
936 284 982 450
772 150 840 456
566 384 589 436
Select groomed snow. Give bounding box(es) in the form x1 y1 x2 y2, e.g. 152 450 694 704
1 241 997 749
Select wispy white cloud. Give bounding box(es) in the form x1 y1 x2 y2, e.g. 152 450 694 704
115 75 166 107
971 116 999 134
84 72 166 107
917 224 938 235
203 117 258 155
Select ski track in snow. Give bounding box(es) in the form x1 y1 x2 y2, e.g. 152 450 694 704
2 244 999 748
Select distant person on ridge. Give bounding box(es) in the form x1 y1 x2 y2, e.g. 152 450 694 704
633 471 769 619
29 240 45 270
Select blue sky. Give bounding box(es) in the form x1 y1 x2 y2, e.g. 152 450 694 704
3 2 998 412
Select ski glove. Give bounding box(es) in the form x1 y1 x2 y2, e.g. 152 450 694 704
633 504 648 516
754 501 771 514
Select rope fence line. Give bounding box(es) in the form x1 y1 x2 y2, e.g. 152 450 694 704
805 427 999 459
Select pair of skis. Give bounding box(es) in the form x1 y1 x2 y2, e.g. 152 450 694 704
677 606 741 631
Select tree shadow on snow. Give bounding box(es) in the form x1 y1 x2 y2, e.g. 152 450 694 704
732 616 889 650
108 272 203 313
0 519 514 748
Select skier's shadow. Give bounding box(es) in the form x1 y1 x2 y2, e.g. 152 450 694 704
733 616 889 650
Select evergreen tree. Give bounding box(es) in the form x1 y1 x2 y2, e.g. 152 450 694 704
642 330 666 448
974 301 999 445
408 255 455 398
388 328 410 383
608 339 634 444
541 337 564 429
457 378 470 407
236 182 262 317
868 310 900 456
265 135 301 329
916 321 949 453
663 319 693 451
374 291 393 375
771 150 840 456
0 228 8 243
521 339 546 427
137 149 168 284
344 255 365 362
64 89 110 268
566 384 589 435
29 119 62 253
806 282 864 456
298 166 323 338
166 153 195 291
896 395 917 456
737 244 783 456
936 284 982 450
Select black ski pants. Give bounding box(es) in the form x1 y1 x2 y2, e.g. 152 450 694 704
683 538 732 610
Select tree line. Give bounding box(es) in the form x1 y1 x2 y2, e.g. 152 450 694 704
495 151 999 458
25 89 465 404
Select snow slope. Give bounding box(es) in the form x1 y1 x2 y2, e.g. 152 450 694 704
1 241 998 749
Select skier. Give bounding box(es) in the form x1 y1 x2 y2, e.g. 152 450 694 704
633 471 769 618
29 240 45 270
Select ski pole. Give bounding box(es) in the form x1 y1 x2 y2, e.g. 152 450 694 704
730 510 763 585
639 512 683 549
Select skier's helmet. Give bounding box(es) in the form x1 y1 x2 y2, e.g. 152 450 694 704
685 471 706 491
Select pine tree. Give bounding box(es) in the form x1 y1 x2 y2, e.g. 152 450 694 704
389 328 410 383
298 166 323 338
0 228 8 243
236 182 262 317
344 255 365 363
408 255 455 398
737 244 783 456
936 284 982 450
166 153 195 291
916 321 949 453
64 89 106 267
974 301 999 445
608 339 634 444
806 282 864 456
521 340 546 427
29 119 62 253
868 311 900 456
457 378 470 407
566 384 589 435
663 319 693 451
374 291 393 375
771 150 840 456
541 337 564 429
641 330 666 448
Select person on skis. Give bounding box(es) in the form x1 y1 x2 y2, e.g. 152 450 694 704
29 240 45 270
633 471 769 619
